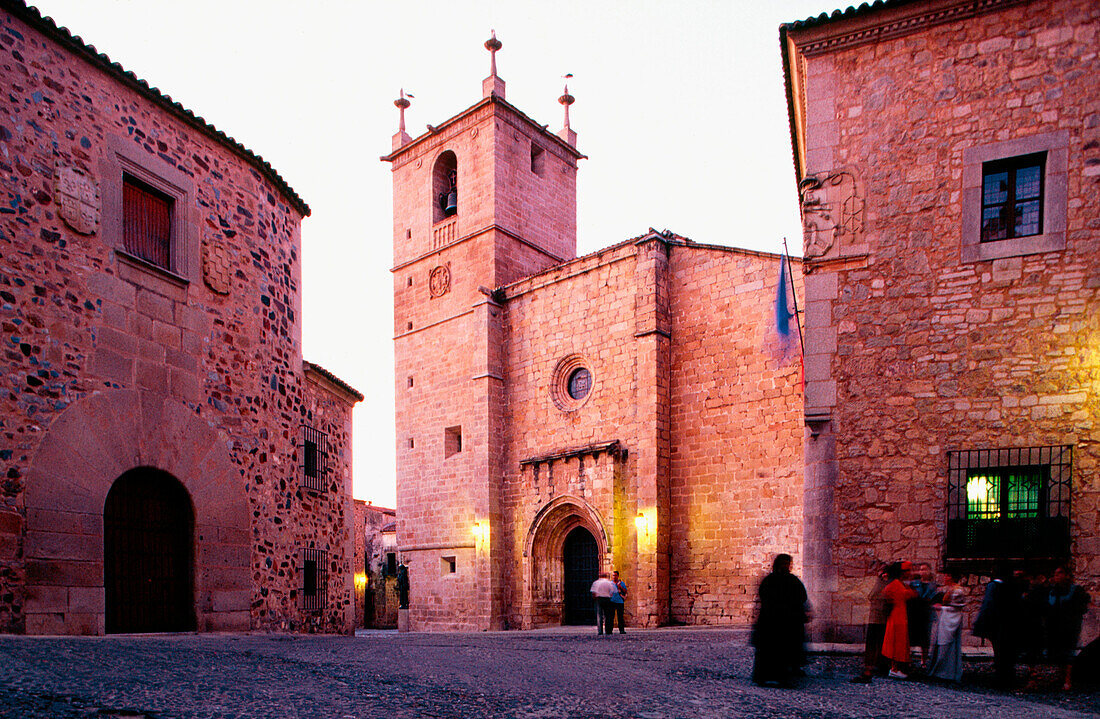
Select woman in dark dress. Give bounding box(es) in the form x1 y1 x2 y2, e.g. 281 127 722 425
751 553 810 687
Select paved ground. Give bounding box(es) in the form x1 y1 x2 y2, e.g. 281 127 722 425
0 628 1096 718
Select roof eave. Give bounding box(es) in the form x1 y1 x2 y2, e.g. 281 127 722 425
3 0 311 217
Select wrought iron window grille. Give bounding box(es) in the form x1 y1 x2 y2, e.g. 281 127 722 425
299 547 328 613
946 445 1072 561
300 424 328 492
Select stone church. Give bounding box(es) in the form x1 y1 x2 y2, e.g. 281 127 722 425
387 40 805 630
783 0 1098 642
0 1 361 634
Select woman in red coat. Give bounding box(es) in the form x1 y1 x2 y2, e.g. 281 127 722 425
881 561 917 679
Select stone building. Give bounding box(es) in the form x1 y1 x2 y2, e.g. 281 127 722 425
0 1 362 634
782 0 1099 641
353 500 398 629
386 40 805 630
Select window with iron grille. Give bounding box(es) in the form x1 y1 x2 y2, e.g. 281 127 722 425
946 445 1071 561
980 153 1045 243
122 173 174 270
299 547 328 612
301 425 327 492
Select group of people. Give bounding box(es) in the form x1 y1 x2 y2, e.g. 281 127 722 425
853 560 966 683
973 564 1091 690
590 570 628 635
853 560 1091 691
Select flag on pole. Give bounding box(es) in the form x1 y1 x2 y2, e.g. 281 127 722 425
774 254 795 359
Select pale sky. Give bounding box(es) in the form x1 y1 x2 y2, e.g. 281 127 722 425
29 0 836 507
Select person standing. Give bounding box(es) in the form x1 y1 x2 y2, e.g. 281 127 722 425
1047 565 1090 691
851 560 889 684
610 570 628 634
1019 569 1048 688
590 572 616 636
908 563 937 671
751 553 810 687
928 570 966 683
881 561 917 679
973 564 1022 687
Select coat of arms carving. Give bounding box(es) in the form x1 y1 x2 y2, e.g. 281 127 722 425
203 237 231 295
55 166 100 235
429 265 451 298
799 169 864 259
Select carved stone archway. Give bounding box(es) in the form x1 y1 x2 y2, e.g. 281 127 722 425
23 389 249 634
521 495 609 628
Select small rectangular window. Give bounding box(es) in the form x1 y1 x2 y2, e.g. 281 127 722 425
445 425 462 458
386 552 397 576
408 376 414 388
980 153 1045 242
122 174 173 269
531 143 545 176
300 547 328 612
441 556 456 575
301 425 327 492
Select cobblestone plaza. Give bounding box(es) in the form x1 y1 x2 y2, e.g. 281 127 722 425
1 629 1096 718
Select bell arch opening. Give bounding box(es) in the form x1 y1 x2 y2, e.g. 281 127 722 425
432 150 458 222
104 467 196 633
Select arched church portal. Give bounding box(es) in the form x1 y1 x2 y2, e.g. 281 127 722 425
523 496 608 627
104 468 196 633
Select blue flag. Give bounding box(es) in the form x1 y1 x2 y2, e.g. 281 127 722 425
775 254 792 346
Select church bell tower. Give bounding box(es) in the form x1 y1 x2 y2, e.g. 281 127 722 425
383 33 584 630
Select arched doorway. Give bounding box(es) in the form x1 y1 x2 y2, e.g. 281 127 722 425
104 468 195 633
562 526 598 625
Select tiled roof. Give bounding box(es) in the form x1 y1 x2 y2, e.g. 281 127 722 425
4 0 310 217
303 361 365 402
780 0 922 32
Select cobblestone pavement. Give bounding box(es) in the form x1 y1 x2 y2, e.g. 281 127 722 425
0 628 1096 719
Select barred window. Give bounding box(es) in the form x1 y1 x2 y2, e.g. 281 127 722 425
301 425 327 492
946 445 1071 561
300 547 328 612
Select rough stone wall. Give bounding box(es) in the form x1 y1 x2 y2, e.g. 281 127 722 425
668 247 805 624
0 8 354 634
300 375 357 633
789 0 1099 639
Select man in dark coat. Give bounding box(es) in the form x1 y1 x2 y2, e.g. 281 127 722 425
973 564 1022 687
751 553 810 687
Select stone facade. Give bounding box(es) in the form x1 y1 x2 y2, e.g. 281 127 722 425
782 0 1099 641
353 500 398 629
0 2 361 634
387 55 804 630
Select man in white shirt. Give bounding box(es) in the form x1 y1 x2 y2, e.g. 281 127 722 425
590 572 616 636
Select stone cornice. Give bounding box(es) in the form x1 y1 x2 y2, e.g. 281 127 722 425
519 440 624 468
785 0 1028 57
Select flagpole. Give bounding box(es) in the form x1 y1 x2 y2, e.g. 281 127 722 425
782 237 805 357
